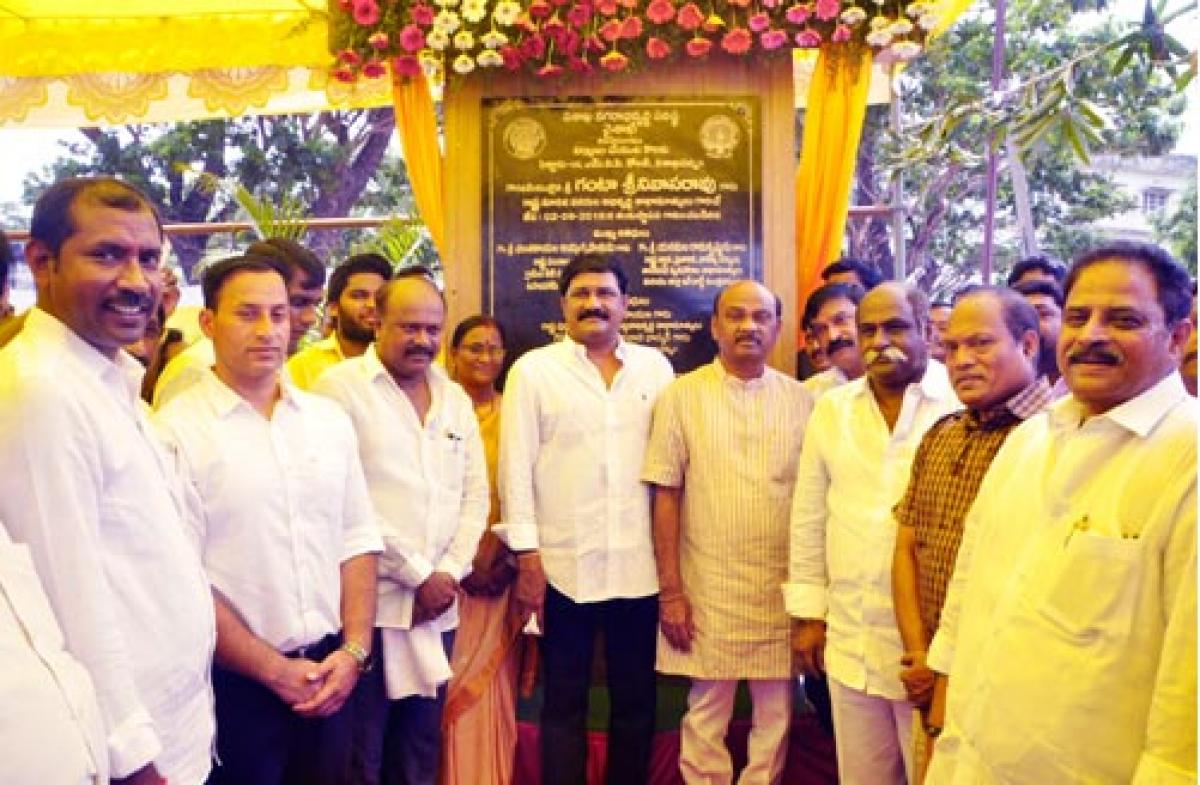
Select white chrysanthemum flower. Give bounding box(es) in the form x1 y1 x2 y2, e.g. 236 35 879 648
453 53 477 74
454 30 476 50
481 29 510 48
427 29 451 50
461 0 488 23
865 29 893 46
435 0 459 7
493 0 522 25
889 18 913 34
433 10 462 34
905 2 926 17
840 6 867 24
869 15 891 29
477 49 505 67
919 13 939 30
890 40 922 59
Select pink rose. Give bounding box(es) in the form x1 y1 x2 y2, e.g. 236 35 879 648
410 4 435 25
600 50 629 71
529 0 553 17
368 31 390 49
585 33 607 52
830 23 851 41
600 19 622 41
399 24 426 52
685 35 712 56
646 36 672 58
362 60 387 78
332 66 356 83
597 0 620 15
338 48 362 65
721 26 753 53
747 11 771 31
759 28 788 48
390 55 422 77
567 4 594 26
646 0 676 24
500 45 523 70
814 0 840 21
676 2 704 30
794 28 821 46
353 0 381 26
785 3 811 24
620 16 643 37
544 14 567 37
563 28 582 54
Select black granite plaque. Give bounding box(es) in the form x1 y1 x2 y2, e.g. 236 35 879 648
483 96 762 373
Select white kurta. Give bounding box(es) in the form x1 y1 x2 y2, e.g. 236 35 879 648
643 361 812 679
926 374 1196 784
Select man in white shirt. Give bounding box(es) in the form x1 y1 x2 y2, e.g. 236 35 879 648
0 176 216 785
802 282 865 401
500 253 675 785
289 252 392 390
314 268 488 785
152 237 326 408
156 254 381 785
926 242 1196 784
786 282 958 785
1 523 108 785
644 280 812 785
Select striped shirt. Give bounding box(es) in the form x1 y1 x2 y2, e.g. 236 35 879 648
643 360 813 679
894 376 1054 641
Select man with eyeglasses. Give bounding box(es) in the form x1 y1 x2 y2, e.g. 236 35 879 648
499 253 675 785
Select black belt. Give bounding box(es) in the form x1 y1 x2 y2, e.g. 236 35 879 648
282 632 342 661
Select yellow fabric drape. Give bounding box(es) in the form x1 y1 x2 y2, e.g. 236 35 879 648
794 46 874 309
392 73 446 255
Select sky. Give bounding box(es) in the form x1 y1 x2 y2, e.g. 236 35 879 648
0 1 1195 208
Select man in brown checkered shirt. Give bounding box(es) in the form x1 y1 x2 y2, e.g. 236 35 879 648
890 287 1053 740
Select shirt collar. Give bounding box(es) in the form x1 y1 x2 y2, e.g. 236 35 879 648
199 366 296 418
964 376 1053 431
1051 372 1189 438
362 343 450 390
851 358 953 402
26 307 144 405
713 357 769 389
561 333 628 362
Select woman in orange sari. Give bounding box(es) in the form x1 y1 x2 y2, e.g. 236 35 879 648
443 315 521 785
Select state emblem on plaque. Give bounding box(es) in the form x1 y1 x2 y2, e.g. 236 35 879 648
698 114 740 159
503 117 548 160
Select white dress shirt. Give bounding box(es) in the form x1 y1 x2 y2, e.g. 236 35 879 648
313 348 489 631
801 366 848 401
926 374 1196 784
786 360 958 699
0 525 107 785
151 336 214 410
156 370 382 653
0 308 216 784
499 336 675 602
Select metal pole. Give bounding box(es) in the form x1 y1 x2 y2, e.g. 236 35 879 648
981 0 1007 284
890 64 907 281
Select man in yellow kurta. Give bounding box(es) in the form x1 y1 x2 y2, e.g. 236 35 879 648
643 280 814 785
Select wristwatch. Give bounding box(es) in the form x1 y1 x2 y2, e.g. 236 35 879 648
340 641 371 673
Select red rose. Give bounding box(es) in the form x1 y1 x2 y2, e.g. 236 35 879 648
537 62 565 76
500 45 523 70
520 33 547 58
567 3 594 26
597 0 620 15
646 0 675 24
390 55 422 77
721 27 752 53
353 0 381 26
685 35 712 56
600 50 629 71
620 16 643 37
676 2 704 30
399 24 426 52
332 66 356 83
529 0 553 18
646 36 672 58
362 60 388 78
585 33 607 52
600 19 622 41
338 48 362 65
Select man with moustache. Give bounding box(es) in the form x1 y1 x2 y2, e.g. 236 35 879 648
500 253 675 785
289 252 392 390
314 268 488 785
802 282 865 400
0 177 216 785
1012 278 1066 393
787 282 959 785
152 237 326 408
889 288 1051 759
156 255 381 785
644 280 812 784
925 242 1196 783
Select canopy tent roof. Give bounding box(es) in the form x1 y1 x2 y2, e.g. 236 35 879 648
0 1 974 126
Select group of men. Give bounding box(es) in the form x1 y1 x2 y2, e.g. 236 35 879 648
0 173 1194 785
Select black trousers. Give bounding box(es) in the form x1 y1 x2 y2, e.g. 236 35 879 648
541 586 658 785
206 633 353 785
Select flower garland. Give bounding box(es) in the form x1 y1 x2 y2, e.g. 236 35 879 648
329 0 941 83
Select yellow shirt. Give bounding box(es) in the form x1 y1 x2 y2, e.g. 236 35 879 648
286 335 346 391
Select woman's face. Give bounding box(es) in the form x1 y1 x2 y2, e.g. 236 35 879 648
452 324 505 389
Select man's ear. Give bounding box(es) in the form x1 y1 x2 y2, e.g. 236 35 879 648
199 308 216 341
24 239 54 288
1020 328 1040 362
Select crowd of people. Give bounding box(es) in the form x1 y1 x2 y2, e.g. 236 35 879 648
0 175 1194 785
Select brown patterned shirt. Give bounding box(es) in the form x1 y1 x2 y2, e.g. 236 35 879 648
894 377 1054 642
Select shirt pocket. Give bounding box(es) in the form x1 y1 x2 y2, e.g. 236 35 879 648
294 451 345 524
1038 530 1141 641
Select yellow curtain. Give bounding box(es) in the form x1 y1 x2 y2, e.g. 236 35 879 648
392 73 446 255
793 45 873 311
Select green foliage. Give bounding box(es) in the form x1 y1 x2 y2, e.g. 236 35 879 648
349 218 441 273
865 0 1190 292
1153 181 1198 273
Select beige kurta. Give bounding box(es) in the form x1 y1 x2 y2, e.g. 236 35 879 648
642 360 813 679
